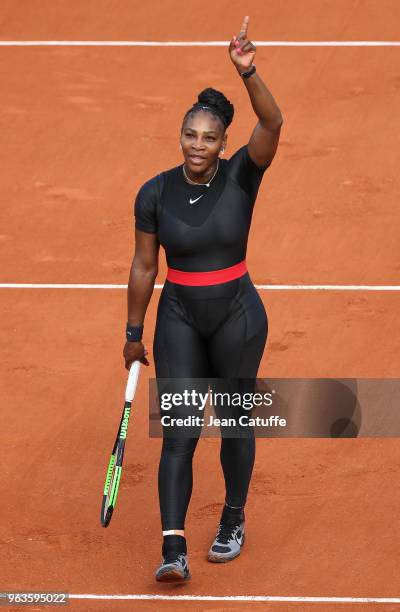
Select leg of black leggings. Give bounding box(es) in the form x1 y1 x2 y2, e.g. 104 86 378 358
158 437 199 530
220 435 255 507
209 278 268 509
154 287 210 531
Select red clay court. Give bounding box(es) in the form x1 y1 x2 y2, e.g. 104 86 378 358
1 1 400 610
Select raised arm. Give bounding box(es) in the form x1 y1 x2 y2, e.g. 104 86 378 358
229 16 283 168
123 230 160 369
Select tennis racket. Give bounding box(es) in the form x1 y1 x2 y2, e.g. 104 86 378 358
100 360 141 527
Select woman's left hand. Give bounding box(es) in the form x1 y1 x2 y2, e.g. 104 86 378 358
228 16 256 72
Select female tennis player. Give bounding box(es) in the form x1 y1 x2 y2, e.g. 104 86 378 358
123 16 282 582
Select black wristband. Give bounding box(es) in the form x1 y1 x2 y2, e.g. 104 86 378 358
241 64 256 79
126 323 143 342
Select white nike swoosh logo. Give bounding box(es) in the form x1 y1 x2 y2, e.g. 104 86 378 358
189 195 204 204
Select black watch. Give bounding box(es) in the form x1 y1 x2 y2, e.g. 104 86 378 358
241 64 256 79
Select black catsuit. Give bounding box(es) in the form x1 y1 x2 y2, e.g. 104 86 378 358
134 145 269 530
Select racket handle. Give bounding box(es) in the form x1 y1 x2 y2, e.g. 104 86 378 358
125 360 141 402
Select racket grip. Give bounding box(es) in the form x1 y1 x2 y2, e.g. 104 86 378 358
125 360 141 402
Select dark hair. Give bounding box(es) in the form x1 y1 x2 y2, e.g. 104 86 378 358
183 87 234 130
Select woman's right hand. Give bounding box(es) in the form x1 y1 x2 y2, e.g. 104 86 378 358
123 341 149 370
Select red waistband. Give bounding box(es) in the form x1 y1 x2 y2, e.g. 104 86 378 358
166 260 247 286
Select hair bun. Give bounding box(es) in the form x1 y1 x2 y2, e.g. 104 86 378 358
196 87 234 128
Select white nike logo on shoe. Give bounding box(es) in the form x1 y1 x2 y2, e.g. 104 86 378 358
189 195 204 204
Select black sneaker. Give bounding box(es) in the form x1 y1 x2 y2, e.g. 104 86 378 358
208 516 245 563
155 552 191 582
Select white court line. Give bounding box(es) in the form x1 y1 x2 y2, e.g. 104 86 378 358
1 283 400 291
68 593 400 603
0 40 400 47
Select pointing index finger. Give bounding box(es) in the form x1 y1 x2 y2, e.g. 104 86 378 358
239 15 249 37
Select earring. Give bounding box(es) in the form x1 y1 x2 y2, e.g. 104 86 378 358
220 148 225 155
